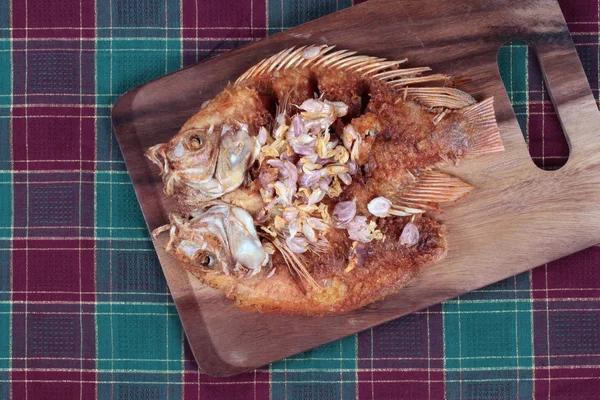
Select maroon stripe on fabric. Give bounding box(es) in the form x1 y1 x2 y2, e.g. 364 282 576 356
358 370 445 400
11 0 95 39
10 44 96 105
11 371 96 399
188 370 270 399
11 172 94 238
534 367 600 399
181 0 267 67
531 247 600 300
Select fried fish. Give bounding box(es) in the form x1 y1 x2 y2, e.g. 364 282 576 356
146 45 504 315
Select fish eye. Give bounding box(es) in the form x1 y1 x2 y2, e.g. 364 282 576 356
200 255 212 266
196 252 214 268
189 135 204 150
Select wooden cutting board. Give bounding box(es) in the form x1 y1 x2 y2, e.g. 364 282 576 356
112 0 600 377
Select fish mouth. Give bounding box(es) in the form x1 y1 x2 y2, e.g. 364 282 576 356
171 155 218 186
162 163 220 199
178 166 217 185
145 143 169 174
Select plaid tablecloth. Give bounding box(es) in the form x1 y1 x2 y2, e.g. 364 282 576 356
1 0 599 399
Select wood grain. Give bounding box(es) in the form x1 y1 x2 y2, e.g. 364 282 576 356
112 0 600 376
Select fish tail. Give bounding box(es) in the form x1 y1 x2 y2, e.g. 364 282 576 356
459 97 505 156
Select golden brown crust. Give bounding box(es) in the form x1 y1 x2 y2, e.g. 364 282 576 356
316 69 367 118
178 215 446 316
174 68 453 316
153 46 502 316
181 86 271 132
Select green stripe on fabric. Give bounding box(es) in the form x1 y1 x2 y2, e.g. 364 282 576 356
96 302 183 372
0 3 11 398
96 39 182 106
95 0 182 397
443 274 534 400
0 302 9 369
443 44 535 398
0 43 9 107
95 172 148 239
268 0 354 33
266 1 359 397
95 0 182 106
498 41 529 140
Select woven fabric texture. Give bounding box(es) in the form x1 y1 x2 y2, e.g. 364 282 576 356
0 0 599 399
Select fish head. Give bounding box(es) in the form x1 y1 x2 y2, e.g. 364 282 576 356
167 207 234 274
166 205 267 276
145 124 221 194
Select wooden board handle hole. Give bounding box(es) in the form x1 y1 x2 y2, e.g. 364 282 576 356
498 41 569 171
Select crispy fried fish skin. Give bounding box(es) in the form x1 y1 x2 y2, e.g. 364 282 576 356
148 45 503 315
172 215 445 316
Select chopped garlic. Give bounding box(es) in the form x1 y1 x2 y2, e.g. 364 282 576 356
254 98 384 254
367 196 392 218
400 222 419 246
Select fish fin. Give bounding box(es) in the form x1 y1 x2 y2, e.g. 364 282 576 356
236 45 333 83
374 67 432 80
459 97 505 156
389 74 451 87
236 45 420 84
235 45 458 96
268 236 320 292
392 170 475 211
152 223 172 239
405 87 476 109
